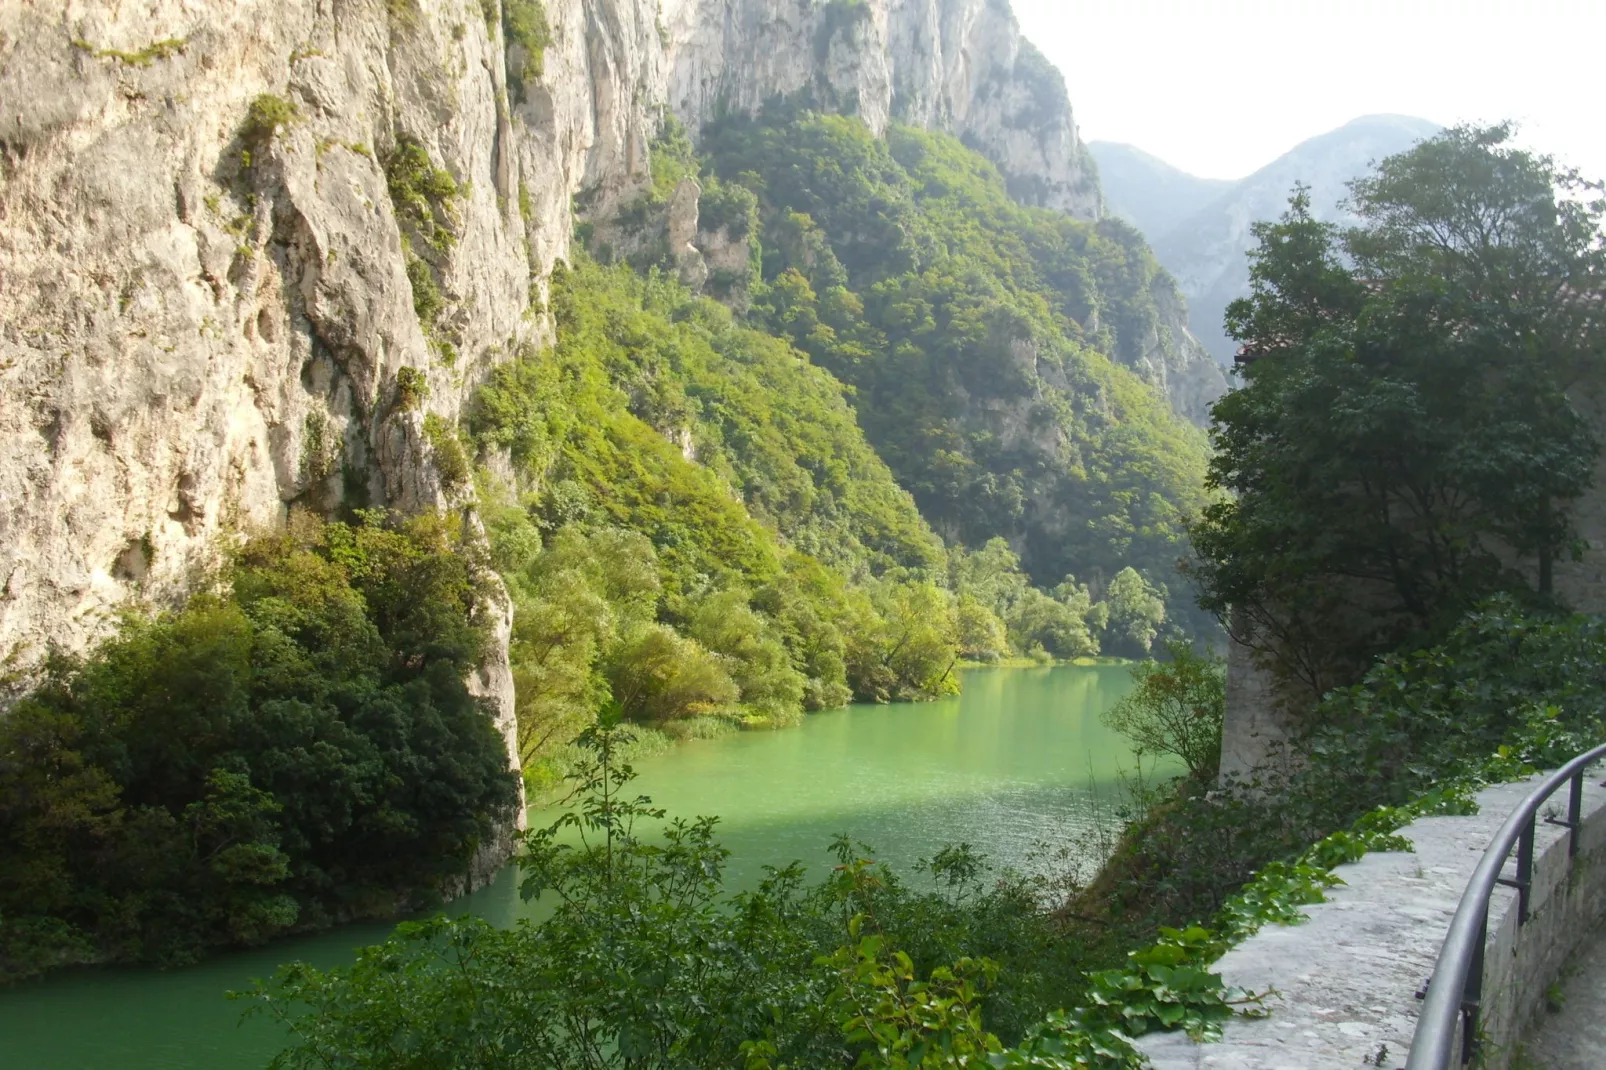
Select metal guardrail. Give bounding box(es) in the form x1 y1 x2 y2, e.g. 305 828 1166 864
1404 743 1606 1070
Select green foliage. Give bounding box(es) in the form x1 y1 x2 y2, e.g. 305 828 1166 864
72 36 187 67
241 94 299 153
1190 125 1606 697
385 135 461 254
405 255 444 329
501 0 552 99
395 365 428 410
648 113 700 204
0 515 518 983
1079 926 1263 1042
423 414 470 490
1095 598 1606 931
252 717 1242 1069
471 255 963 757
702 111 1211 626
603 623 742 723
952 539 1109 660
1102 568 1166 658
1102 642 1225 780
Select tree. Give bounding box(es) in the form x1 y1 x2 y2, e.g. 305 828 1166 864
689 589 807 723
1102 642 1226 780
1189 125 1605 696
1103 568 1165 658
0 518 518 981
603 624 740 723
956 595 1010 662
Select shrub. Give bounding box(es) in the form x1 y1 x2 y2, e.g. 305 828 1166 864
501 0 552 99
395 365 429 410
423 414 470 491
0 516 518 982
1102 641 1225 780
385 136 460 254
241 94 299 155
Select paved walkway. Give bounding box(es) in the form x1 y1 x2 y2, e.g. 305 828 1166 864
1520 917 1606 1068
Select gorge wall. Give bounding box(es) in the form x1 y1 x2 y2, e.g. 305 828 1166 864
0 0 1222 724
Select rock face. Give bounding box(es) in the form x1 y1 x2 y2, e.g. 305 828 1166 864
662 0 1102 218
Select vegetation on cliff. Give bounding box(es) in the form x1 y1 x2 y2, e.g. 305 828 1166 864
0 515 518 983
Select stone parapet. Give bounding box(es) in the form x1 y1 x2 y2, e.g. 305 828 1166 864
1137 767 1606 1069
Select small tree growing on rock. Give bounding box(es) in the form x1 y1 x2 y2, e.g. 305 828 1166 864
1102 641 1226 781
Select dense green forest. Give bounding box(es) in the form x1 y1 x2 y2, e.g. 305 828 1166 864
695 110 1211 610
460 107 1215 782
0 516 519 982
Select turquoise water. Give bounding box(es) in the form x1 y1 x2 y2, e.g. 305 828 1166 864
0 664 1144 1069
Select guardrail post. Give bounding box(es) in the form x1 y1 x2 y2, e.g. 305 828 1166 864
1516 817 1535 923
1460 904 1487 1065
1568 770 1584 857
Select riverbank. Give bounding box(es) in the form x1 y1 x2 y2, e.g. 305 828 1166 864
0 665 1148 1070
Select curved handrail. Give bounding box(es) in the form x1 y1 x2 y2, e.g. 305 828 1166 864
1405 742 1606 1069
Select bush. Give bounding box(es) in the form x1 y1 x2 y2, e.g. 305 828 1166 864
249 714 1135 1068
385 136 460 254
501 0 552 99
0 515 518 982
1092 598 1606 930
423 414 470 490
1102 642 1225 780
603 624 740 723
241 94 299 152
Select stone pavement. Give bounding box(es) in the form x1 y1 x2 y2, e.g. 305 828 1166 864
1518 917 1606 1068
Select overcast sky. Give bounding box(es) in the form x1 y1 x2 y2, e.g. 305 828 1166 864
1011 0 1606 183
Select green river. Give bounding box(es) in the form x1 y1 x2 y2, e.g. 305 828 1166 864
0 664 1147 1069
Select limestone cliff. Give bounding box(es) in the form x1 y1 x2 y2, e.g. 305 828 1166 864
661 0 1101 217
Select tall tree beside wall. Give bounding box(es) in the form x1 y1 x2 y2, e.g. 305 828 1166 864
1189 125 1606 699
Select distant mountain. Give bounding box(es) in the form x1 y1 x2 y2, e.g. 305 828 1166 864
1097 116 1441 363
1088 142 1234 239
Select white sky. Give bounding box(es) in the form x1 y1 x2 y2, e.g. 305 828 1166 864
1011 0 1606 183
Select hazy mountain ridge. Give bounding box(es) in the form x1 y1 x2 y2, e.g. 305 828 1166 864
1097 115 1442 362
1087 141 1233 239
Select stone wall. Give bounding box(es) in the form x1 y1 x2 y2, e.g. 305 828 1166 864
1137 766 1606 1070
1217 621 1292 783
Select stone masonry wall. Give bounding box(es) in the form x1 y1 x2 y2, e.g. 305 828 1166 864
1137 766 1606 1069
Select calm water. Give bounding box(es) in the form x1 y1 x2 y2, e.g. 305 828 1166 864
0 665 1145 1070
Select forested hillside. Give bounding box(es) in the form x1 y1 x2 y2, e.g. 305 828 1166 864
458 108 1219 783
697 110 1213 599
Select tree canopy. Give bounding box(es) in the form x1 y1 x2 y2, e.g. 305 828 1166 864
1188 125 1606 697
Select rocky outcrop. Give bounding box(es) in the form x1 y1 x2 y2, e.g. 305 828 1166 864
661 0 1102 218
